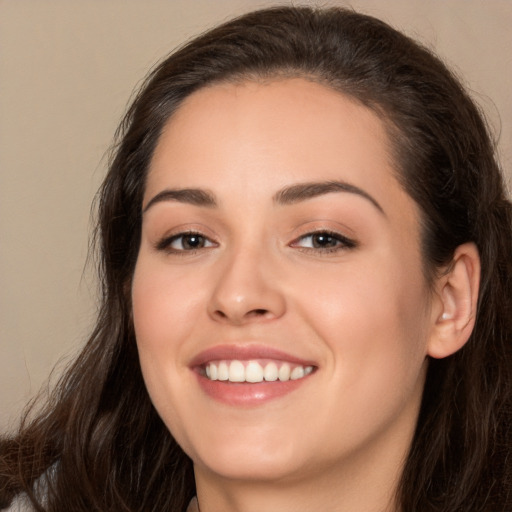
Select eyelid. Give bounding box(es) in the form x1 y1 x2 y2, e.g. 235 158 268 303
289 228 357 252
155 228 219 253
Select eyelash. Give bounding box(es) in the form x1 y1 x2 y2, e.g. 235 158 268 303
156 229 356 255
156 231 216 254
290 230 357 254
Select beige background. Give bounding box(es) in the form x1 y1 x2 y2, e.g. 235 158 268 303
1 0 511 430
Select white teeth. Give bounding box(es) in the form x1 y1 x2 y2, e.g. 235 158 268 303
218 361 229 381
229 360 245 382
263 362 278 382
245 361 264 382
205 360 314 383
278 363 291 381
290 366 305 380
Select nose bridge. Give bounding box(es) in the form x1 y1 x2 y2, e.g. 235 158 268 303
208 238 286 324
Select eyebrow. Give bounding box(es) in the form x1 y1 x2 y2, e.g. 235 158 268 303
143 188 217 212
273 180 384 214
143 180 384 215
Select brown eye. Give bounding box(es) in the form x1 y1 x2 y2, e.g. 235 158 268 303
311 233 339 248
158 232 215 252
292 231 356 252
179 234 207 250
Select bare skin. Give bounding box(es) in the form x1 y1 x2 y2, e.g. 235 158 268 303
132 79 480 512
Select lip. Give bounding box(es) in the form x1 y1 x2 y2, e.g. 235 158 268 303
190 344 317 367
190 344 317 406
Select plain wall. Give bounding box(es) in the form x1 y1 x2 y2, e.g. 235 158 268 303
1 0 511 430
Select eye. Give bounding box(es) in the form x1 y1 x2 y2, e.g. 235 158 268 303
157 232 216 253
291 231 356 252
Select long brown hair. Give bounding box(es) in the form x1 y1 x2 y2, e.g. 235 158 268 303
2 6 511 511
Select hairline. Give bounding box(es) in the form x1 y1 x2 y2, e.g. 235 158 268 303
143 69 437 287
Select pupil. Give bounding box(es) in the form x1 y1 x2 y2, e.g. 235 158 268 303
313 234 336 248
184 235 203 249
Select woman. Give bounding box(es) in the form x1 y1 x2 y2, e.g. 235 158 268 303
1 5 511 511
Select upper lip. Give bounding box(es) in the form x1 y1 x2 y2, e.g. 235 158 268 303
189 344 317 368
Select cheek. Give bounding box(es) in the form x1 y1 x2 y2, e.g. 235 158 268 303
131 258 205 353
295 250 430 385
131 257 206 441
131 257 201 394
299 258 429 437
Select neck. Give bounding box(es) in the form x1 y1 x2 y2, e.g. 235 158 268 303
193 425 410 512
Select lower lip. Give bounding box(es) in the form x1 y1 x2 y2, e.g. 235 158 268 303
195 372 312 406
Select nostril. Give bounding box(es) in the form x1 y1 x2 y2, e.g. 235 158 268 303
213 308 268 322
249 308 269 317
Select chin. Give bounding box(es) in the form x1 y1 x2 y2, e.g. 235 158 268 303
196 450 301 483
185 426 306 482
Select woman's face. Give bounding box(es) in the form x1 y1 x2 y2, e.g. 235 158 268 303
132 78 435 485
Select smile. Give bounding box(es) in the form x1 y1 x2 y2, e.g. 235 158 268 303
191 345 317 405
204 360 315 383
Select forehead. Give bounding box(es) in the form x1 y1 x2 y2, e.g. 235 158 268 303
146 78 408 214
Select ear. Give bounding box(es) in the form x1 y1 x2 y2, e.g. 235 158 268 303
427 242 481 359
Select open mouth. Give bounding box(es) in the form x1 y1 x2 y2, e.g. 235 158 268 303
203 359 315 383
191 345 318 405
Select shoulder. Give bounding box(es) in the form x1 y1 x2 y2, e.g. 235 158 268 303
2 495 33 512
2 464 54 512
186 497 199 512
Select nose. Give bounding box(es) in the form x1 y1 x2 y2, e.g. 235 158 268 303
207 245 286 325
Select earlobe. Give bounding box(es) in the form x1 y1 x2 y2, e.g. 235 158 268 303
427 242 481 359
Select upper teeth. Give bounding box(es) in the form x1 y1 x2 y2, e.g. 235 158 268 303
205 360 313 383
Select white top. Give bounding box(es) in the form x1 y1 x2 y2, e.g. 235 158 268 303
3 495 31 512
4 495 200 512
186 497 200 512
